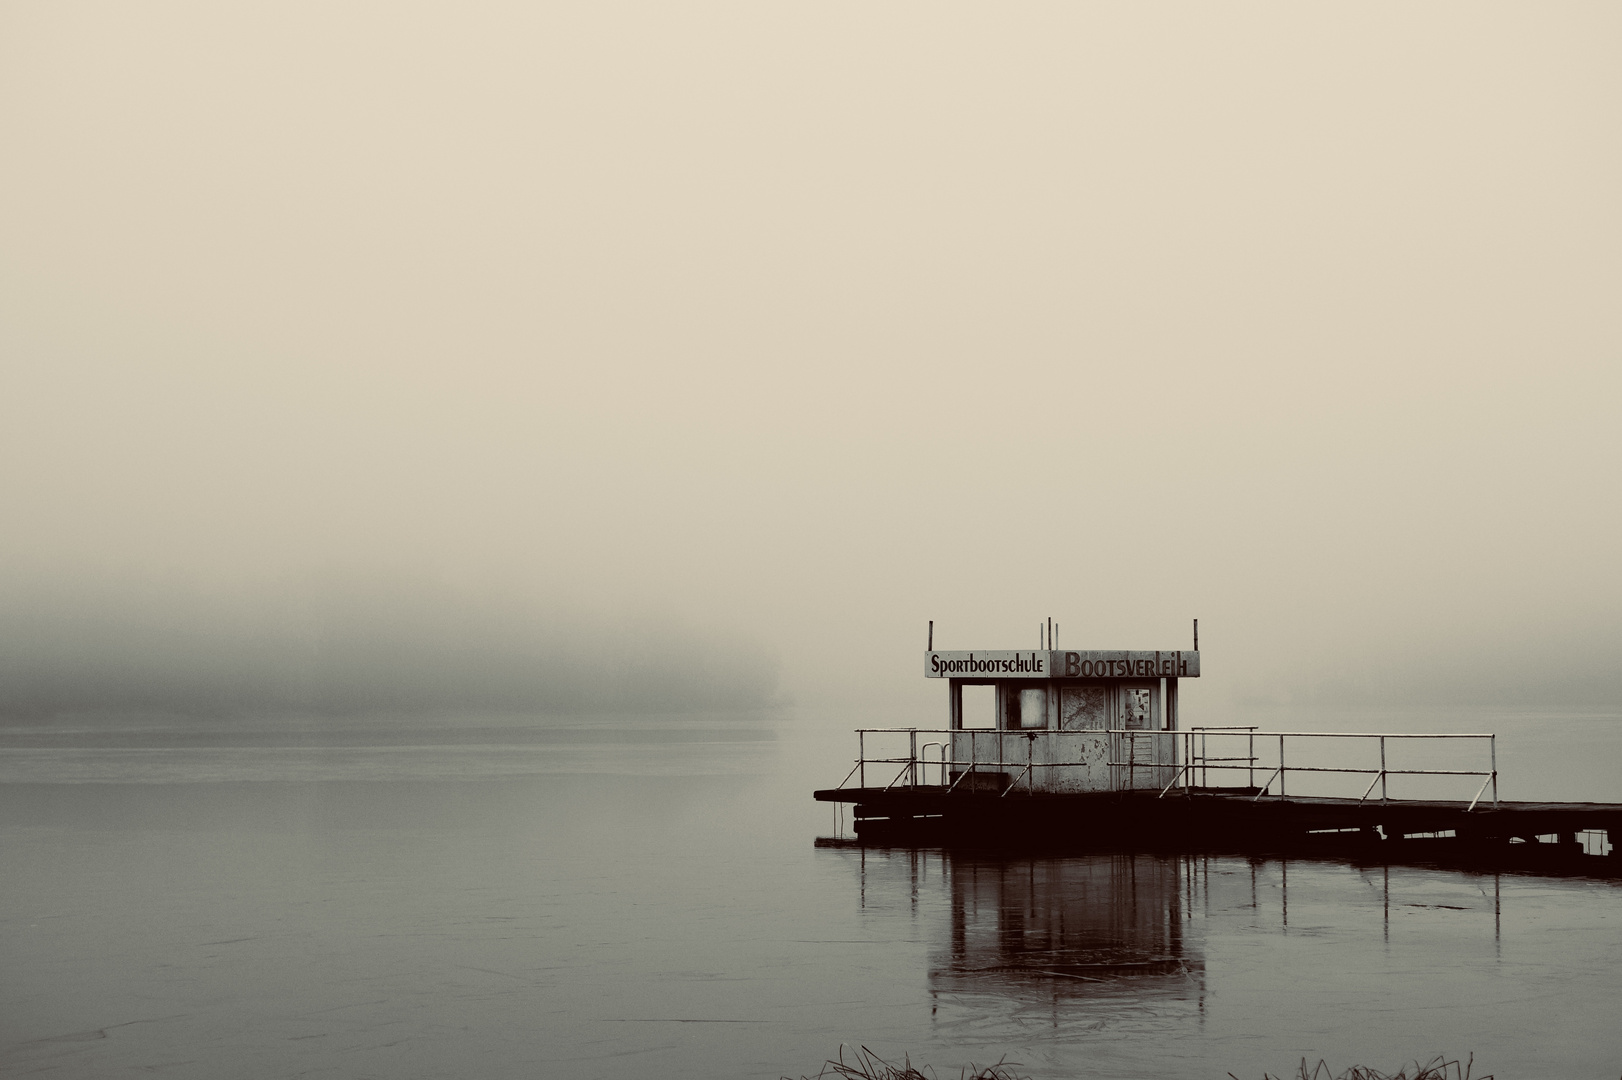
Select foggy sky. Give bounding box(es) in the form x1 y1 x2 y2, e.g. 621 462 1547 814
0 574 778 718
2 2 1618 718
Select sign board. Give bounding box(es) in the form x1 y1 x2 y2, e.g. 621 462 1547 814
926 651 1052 678
926 650 1199 679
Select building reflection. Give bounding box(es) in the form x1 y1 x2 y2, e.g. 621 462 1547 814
834 845 1505 1029
931 854 1201 999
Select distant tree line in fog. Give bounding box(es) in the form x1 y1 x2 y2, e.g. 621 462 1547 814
0 575 780 719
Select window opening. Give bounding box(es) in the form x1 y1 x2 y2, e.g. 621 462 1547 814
961 684 996 729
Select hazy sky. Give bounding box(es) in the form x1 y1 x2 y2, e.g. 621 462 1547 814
2 2 1618 715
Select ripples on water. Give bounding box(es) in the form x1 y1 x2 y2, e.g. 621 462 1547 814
2 711 1619 1078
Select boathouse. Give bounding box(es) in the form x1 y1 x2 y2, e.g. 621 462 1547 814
816 628 1620 873
929 647 1197 794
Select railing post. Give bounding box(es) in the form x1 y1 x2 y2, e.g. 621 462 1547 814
859 730 865 790
1491 735 1498 807
1278 734 1286 799
1380 735 1387 804
1248 730 1255 789
910 728 918 789
1110 731 1117 792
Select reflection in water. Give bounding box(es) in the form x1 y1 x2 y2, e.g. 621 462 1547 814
935 856 1196 993
846 848 1512 1039
846 849 1210 1032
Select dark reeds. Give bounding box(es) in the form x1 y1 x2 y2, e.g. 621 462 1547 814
789 1048 1490 1080
1239 1054 1490 1080
785 1045 1027 1080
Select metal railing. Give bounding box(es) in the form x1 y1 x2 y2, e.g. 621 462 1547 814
1189 726 1258 789
1160 729 1499 810
1112 730 1179 792
834 727 1179 797
834 726 1500 809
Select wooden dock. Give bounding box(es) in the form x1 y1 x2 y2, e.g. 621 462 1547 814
814 785 1622 874
822 636 1618 875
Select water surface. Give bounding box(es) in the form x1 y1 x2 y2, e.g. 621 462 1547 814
3 709 1620 1078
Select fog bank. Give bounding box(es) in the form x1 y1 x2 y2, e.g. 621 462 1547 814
1 2 1617 715
0 575 779 719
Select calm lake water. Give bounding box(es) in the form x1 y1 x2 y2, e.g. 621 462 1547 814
3 707 1620 1079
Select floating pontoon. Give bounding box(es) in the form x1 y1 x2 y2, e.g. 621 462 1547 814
814 625 1620 873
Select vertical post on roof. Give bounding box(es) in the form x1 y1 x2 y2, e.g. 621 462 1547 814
928 620 933 651
1194 619 1199 651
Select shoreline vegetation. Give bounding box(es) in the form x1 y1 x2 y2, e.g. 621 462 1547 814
787 1048 1491 1080
785 1047 1026 1080
1241 1055 1489 1080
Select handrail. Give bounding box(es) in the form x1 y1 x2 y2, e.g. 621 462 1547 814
834 760 862 788
919 741 945 787
1186 729 1497 808
881 760 915 792
847 727 1497 739
833 725 1499 808
1357 771 1384 804
835 728 1178 794
1194 730 1497 740
999 764 1032 797
1158 762 1192 799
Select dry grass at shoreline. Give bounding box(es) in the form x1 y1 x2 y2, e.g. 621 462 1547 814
785 1045 1027 1080
1244 1056 1490 1080
787 1047 1491 1080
